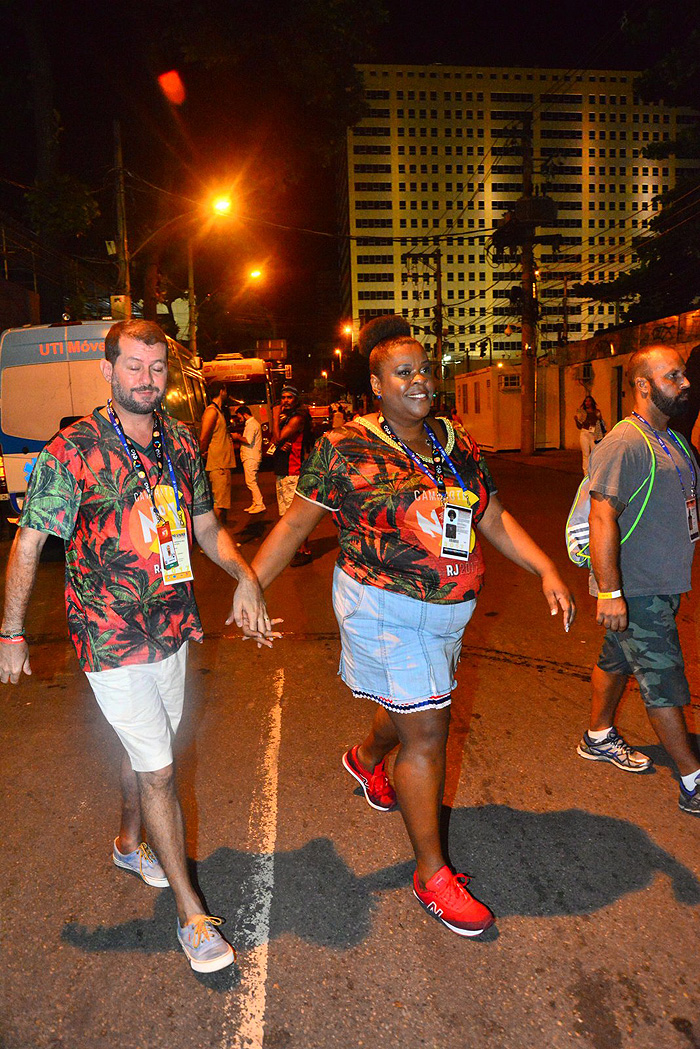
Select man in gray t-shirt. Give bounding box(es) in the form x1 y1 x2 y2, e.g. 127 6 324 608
577 345 700 818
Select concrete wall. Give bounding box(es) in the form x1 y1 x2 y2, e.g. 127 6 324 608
453 310 700 452
455 363 559 451
561 309 700 450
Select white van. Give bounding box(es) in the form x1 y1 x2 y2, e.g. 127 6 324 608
0 320 206 513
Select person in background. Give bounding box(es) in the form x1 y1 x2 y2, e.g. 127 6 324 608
199 381 236 523
332 403 346 429
251 314 575 939
449 406 463 427
574 395 607 474
231 404 265 514
271 385 313 566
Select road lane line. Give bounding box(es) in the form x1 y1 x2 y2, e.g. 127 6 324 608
223 667 284 1049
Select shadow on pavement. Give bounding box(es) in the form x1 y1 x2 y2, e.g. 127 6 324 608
637 734 700 772
61 806 699 971
232 519 268 545
443 805 700 918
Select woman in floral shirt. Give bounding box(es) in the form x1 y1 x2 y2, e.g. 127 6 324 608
252 315 575 938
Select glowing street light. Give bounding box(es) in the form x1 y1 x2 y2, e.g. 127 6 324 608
211 195 232 216
342 324 352 336
249 268 263 280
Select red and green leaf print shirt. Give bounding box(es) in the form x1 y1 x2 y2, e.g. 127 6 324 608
19 409 213 671
296 416 496 603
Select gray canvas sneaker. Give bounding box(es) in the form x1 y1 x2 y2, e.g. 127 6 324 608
113 840 169 887
177 916 235 973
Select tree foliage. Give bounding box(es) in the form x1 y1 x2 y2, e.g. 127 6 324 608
573 2 700 324
25 174 100 239
150 0 387 161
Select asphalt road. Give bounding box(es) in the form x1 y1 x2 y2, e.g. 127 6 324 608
1 454 698 1049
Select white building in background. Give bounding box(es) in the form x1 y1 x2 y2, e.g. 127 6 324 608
339 63 699 363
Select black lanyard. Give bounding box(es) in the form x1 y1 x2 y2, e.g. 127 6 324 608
107 400 172 523
379 417 467 499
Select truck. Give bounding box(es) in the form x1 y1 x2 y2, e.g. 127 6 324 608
0 320 207 515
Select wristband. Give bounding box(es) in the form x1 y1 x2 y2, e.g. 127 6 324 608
597 590 623 600
0 635 26 645
0 630 24 638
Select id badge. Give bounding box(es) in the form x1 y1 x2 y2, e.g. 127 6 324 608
440 490 473 561
686 497 699 543
157 520 179 571
154 486 194 585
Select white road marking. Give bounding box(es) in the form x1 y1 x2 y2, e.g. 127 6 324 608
223 668 284 1049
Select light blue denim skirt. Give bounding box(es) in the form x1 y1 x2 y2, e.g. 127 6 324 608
332 565 476 714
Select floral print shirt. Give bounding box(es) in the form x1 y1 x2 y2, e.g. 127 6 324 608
296 416 496 604
20 409 213 671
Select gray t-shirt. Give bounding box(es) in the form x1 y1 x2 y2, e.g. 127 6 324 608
587 417 697 597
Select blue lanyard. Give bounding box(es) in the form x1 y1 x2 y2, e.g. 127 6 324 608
379 416 468 496
632 412 697 499
107 401 182 519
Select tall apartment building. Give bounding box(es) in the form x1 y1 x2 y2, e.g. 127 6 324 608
339 64 698 361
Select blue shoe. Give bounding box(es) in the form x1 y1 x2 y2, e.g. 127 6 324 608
177 915 235 972
113 839 169 887
679 778 700 817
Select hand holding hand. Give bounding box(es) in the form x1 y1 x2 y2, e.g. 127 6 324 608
226 573 283 649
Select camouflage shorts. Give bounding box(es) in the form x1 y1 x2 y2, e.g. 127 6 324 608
597 593 690 708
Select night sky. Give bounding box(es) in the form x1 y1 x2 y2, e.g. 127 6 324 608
0 0 645 349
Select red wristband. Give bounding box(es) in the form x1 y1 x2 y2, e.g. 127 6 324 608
0 636 26 645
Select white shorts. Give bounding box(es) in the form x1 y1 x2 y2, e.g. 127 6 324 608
85 643 188 772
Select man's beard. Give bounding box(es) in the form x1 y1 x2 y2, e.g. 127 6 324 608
111 375 162 415
649 378 689 419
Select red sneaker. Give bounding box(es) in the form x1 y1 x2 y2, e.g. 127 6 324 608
342 745 397 812
413 865 495 937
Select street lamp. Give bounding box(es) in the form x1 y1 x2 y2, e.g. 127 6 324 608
212 195 232 216
334 347 342 370
126 193 235 349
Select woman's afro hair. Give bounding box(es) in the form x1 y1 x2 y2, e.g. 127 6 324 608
357 314 413 357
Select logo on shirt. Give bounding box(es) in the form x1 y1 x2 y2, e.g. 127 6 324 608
403 487 479 557
128 484 181 560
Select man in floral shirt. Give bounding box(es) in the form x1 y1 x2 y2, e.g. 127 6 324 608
0 319 277 973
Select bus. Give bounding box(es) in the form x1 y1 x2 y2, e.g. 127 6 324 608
0 320 207 514
202 353 291 447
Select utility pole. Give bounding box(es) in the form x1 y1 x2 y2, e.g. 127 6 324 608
113 121 131 318
187 240 197 356
520 113 537 457
562 276 569 345
491 122 558 454
402 247 444 364
434 247 443 361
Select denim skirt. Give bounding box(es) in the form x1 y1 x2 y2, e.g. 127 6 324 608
332 565 476 714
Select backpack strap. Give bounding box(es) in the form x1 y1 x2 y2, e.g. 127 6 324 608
616 418 655 544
